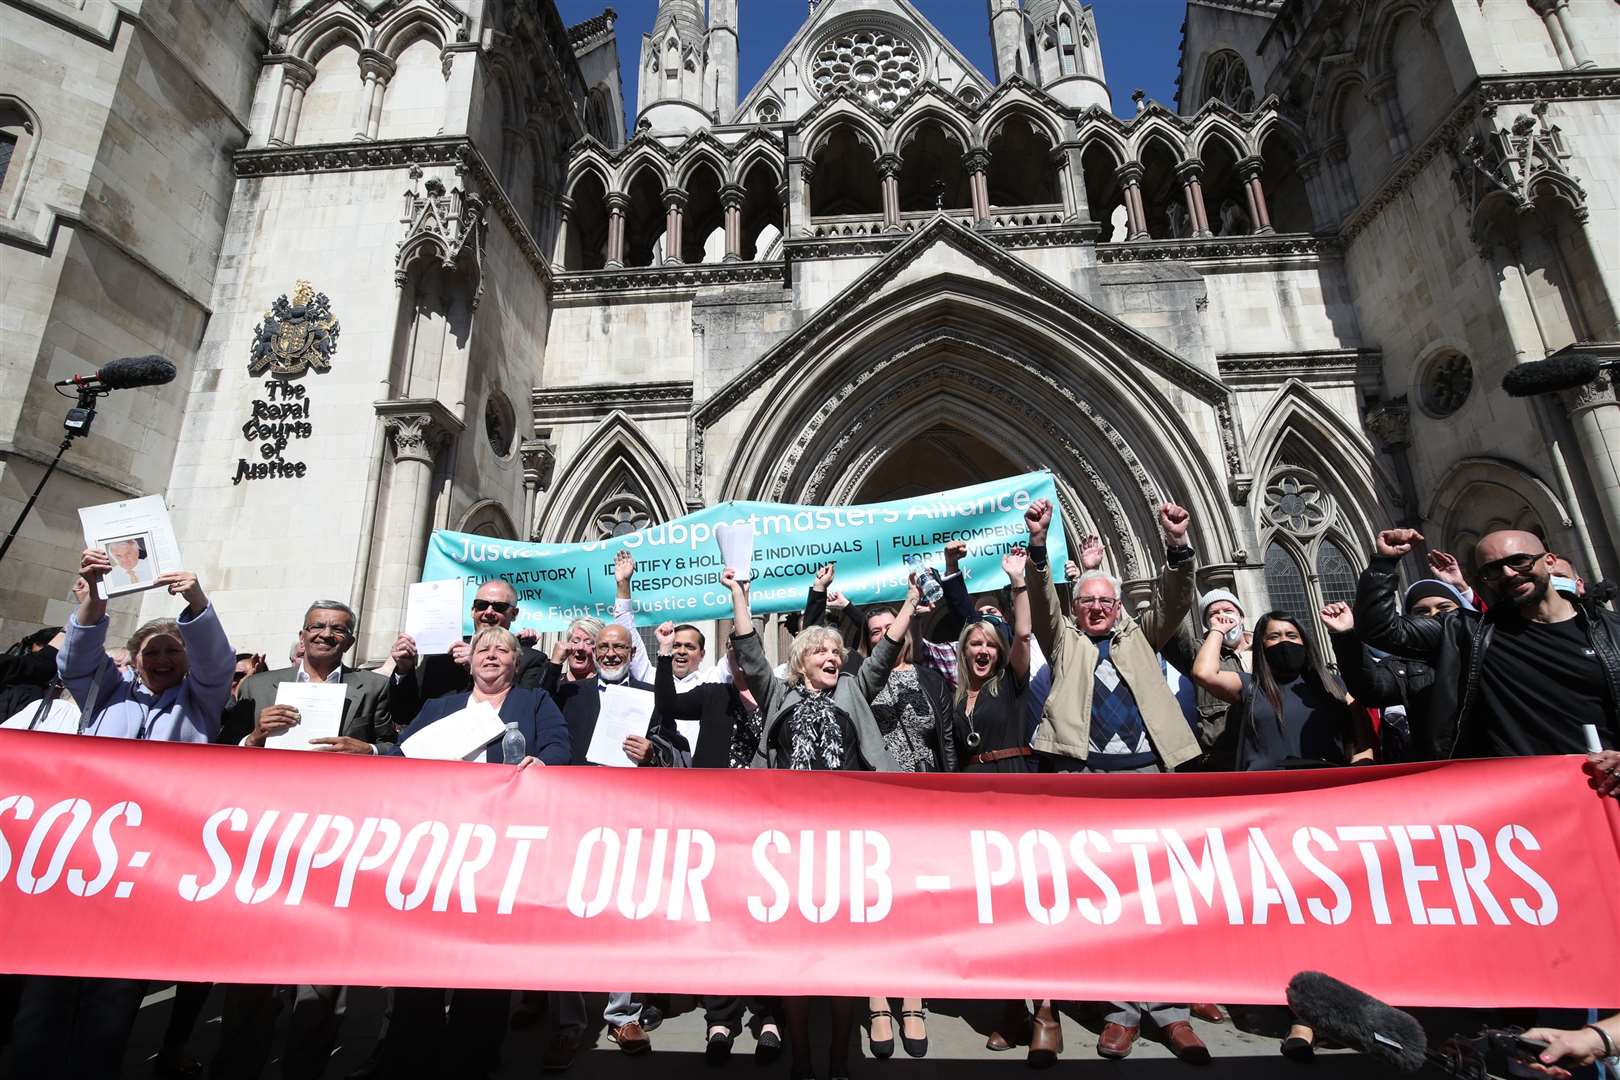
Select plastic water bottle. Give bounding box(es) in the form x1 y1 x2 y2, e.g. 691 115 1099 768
501 721 525 764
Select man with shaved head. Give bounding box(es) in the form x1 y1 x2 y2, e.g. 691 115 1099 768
1355 527 1620 761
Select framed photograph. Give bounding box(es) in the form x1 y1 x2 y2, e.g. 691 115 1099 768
99 532 158 596
79 496 183 600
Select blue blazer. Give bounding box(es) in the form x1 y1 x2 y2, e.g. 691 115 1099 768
394 686 571 765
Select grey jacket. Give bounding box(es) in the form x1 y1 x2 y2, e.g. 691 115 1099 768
236 664 395 747
731 629 900 771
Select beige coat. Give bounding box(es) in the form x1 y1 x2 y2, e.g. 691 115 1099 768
1028 551 1201 770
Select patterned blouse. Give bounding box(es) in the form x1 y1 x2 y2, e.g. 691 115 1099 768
869 666 939 773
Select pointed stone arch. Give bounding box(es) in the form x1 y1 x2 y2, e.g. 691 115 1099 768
457 499 520 539
1423 457 1575 575
534 412 685 544
695 221 1242 571
1246 379 1393 549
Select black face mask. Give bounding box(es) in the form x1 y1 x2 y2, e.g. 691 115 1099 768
1265 641 1309 677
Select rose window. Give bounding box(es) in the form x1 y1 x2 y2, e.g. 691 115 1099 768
1262 469 1333 536
1419 351 1474 418
594 494 652 539
812 31 922 112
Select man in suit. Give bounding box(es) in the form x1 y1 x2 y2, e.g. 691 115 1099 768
212 600 391 1080
388 578 555 726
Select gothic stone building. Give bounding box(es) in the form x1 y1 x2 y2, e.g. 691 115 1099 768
1 0 1617 662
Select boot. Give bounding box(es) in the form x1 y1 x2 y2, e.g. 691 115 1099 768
1027 1003 1062 1069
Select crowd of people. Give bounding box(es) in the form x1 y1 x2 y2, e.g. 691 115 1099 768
1 498 1617 1080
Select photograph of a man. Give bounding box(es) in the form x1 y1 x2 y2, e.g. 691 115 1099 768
102 534 154 593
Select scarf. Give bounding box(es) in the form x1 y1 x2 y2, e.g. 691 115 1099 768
785 691 848 771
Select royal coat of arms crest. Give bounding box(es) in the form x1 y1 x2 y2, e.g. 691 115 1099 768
249 281 340 376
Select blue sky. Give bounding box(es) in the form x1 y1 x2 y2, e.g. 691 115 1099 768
554 0 1187 125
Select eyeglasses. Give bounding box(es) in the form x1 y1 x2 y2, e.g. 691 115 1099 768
1476 552 1544 581
471 599 514 614
1074 597 1119 609
303 622 353 637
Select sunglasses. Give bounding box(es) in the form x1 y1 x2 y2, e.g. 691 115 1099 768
1477 552 1544 582
471 599 515 614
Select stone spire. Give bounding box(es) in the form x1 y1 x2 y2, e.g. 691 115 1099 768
639 0 711 132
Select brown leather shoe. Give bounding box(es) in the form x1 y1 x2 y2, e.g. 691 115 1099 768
608 1020 651 1055
1027 1006 1062 1068
1190 1003 1224 1024
1097 1022 1138 1059
1164 1021 1212 1064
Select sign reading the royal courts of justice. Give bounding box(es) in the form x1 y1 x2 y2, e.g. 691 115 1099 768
234 281 338 485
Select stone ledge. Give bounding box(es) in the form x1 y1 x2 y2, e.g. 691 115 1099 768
1217 348 1380 386
1097 233 1338 265
532 381 695 424
550 262 789 295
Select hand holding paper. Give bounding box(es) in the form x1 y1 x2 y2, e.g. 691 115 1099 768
268 683 346 751
586 684 657 767
715 521 756 583
400 701 505 762
406 579 466 656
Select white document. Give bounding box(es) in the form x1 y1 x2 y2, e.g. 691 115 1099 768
674 719 701 757
405 579 465 656
586 684 657 768
715 521 756 582
400 700 505 762
78 495 184 599
269 682 347 751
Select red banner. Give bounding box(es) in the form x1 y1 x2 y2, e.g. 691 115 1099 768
1 730 1618 1007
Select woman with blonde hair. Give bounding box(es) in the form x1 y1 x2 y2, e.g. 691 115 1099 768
725 568 916 1080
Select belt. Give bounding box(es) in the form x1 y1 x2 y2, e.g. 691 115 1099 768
971 746 1034 765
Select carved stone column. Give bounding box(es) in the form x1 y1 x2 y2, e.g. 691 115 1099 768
1175 159 1212 238
356 50 396 141
369 399 464 657
1530 0 1592 69
1116 161 1148 240
520 437 557 542
661 187 686 265
604 191 629 268
720 183 745 262
269 58 316 146
1296 153 1337 232
1237 155 1274 235
877 153 902 231
1323 139 1358 217
1367 77 1411 159
1560 364 1620 563
550 193 572 271
963 148 992 223
1363 398 1424 535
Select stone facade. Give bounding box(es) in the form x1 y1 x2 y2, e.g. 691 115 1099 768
1 0 1616 659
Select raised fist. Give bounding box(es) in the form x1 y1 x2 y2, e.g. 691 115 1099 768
1024 498 1052 543
1376 529 1424 559
1159 503 1191 547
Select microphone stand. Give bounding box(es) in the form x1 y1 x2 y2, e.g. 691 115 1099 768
0 383 106 565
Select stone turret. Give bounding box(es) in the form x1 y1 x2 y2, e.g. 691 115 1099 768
637 0 739 133
988 0 1109 111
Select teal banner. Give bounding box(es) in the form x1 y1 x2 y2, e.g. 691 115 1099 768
421 471 1069 632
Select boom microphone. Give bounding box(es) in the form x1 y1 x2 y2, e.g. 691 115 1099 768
1286 971 1429 1074
1501 354 1602 397
54 355 176 392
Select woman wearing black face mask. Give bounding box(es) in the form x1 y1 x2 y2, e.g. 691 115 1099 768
1191 610 1373 1058
1192 610 1373 772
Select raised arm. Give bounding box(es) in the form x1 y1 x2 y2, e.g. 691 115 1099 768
854 575 920 701
725 570 784 721
1023 498 1064 659
1139 503 1195 649
1192 610 1244 704
57 548 122 710
929 541 971 644
1353 530 1447 660
614 551 653 683
164 571 233 739
802 563 835 627
1321 602 1401 707
1004 546 1033 680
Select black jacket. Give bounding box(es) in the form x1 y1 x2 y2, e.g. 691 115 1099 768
1353 555 1620 759
389 643 555 727
554 674 685 767
652 654 746 769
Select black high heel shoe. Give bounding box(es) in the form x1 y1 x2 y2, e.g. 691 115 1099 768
900 1009 928 1058
1280 1034 1315 1062
868 1007 895 1059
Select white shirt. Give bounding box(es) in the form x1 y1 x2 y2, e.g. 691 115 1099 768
614 598 732 688
3 697 80 734
296 661 344 683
